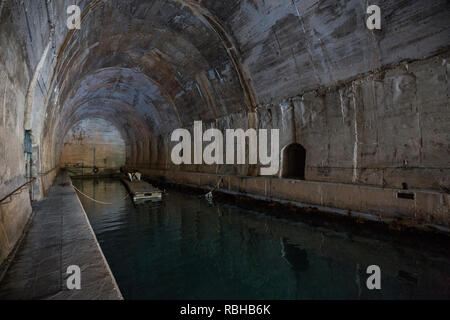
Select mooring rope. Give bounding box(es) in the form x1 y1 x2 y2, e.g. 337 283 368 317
71 184 129 205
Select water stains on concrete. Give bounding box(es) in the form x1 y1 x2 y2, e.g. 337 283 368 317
0 173 122 300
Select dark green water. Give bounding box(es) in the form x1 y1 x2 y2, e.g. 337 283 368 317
73 178 450 300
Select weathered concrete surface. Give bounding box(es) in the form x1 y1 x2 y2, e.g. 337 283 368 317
0 173 122 300
2 0 448 182
60 118 126 175
137 168 450 229
0 0 449 266
159 51 450 191
0 188 32 266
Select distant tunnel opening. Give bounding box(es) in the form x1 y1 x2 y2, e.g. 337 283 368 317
59 118 126 176
280 143 306 180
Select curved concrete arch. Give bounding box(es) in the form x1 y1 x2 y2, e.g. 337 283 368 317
59 68 179 134
51 23 245 124
60 0 256 104
60 116 129 155
59 112 136 163
171 0 257 110
54 31 205 114
41 0 256 145
58 117 130 171
55 109 142 166
60 109 138 149
2 0 450 270
58 101 151 148
55 97 155 161
61 66 184 127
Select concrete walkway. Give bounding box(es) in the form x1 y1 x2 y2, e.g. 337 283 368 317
0 173 123 300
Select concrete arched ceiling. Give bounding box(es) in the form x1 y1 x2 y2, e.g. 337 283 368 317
16 0 445 173
42 0 255 159
59 68 178 138
56 98 156 164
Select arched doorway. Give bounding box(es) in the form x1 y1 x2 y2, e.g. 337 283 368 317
280 143 306 180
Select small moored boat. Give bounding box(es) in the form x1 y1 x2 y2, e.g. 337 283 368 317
121 172 163 202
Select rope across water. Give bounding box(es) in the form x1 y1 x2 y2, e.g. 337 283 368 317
71 183 129 205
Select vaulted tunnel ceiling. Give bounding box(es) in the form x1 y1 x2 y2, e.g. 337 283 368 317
40 0 255 162
2 0 446 172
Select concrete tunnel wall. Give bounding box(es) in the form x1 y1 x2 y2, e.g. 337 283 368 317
0 0 449 264
60 118 126 174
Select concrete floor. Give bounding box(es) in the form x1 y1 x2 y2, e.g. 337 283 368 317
1 1 449 270
0 173 122 300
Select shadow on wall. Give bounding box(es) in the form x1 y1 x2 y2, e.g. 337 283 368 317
280 143 306 180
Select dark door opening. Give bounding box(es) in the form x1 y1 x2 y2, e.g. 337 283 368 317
281 143 306 180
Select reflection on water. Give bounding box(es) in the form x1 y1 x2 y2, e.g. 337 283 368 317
73 178 450 300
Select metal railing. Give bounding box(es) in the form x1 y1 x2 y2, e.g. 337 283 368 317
0 178 36 205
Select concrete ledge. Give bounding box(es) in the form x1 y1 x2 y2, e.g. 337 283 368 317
136 168 450 229
0 172 122 300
